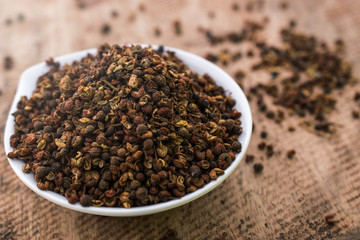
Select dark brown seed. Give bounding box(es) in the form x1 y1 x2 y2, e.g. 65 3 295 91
101 152 110 161
178 127 190 139
266 145 274 158
98 180 109 191
85 125 95 134
89 147 101 157
231 141 242 153
214 143 226 155
4 56 14 70
189 165 201 178
143 139 154 150
80 194 92 207
288 126 296 132
158 190 171 202
218 153 232 163
289 20 296 28
117 148 127 158
258 142 266 150
135 173 145 182
260 131 267 139
266 111 275 119
136 187 148 200
5 18 12 25
136 124 148 136
280 1 288 10
111 10 118 18
154 27 161 37
43 126 53 133
51 162 62 172
130 180 141 190
232 3 239 11
101 24 111 35
245 154 254 164
354 92 360 101
173 20 182 35
18 14 25 22
35 167 50 179
253 163 263 173
247 50 254 57
287 149 296 159
138 3 146 11
352 110 359 119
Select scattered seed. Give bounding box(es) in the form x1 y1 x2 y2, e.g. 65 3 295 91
352 111 359 119
247 50 254 57
101 24 111 35
231 52 242 62
245 154 254 164
18 14 25 22
111 10 119 18
5 18 12 25
288 126 296 132
266 111 275 119
154 27 161 37
77 1 86 9
253 163 263 173
4 56 14 70
266 145 274 158
260 131 267 139
354 92 360 101
138 3 146 11
280 2 289 10
289 19 297 28
258 142 266 150
232 3 240 11
173 20 182 36
287 149 296 159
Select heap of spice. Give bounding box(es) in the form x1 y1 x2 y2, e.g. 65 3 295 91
8 44 243 208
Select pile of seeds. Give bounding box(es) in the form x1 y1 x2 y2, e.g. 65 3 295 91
7 44 243 208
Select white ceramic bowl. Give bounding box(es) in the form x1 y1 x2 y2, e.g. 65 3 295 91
4 45 252 216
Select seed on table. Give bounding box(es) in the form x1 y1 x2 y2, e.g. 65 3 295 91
258 142 266 150
245 154 254 164
253 163 263 173
287 149 296 159
4 56 14 70
352 110 359 119
260 131 267 139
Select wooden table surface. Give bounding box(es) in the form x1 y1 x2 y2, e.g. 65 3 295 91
1 0 360 239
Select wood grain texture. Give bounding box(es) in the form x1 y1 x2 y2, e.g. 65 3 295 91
1 0 360 239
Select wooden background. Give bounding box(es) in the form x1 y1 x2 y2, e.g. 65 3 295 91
1 0 360 239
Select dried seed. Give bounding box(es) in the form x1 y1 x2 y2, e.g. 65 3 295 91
253 163 263 173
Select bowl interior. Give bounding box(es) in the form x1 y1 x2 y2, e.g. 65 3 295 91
4 45 252 216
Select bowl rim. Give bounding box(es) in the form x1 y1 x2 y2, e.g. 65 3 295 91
4 44 252 216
